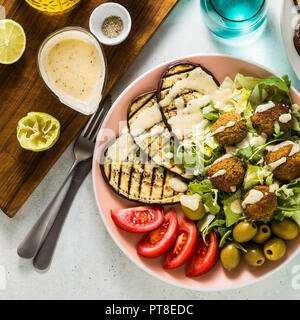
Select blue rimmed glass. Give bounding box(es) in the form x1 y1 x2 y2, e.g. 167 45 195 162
200 0 267 38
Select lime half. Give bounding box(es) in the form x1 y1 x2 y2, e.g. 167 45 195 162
17 112 60 152
0 19 26 64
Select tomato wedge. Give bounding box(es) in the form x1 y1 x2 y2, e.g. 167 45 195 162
111 206 164 233
137 209 178 258
186 231 219 277
163 217 197 269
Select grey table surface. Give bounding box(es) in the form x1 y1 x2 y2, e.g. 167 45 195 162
1 0 300 300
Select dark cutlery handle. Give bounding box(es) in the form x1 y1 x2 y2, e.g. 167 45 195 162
17 161 79 259
33 158 92 271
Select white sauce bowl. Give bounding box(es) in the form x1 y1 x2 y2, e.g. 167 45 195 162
37 27 107 115
89 2 132 46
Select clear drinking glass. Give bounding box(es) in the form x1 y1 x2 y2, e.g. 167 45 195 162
200 0 267 38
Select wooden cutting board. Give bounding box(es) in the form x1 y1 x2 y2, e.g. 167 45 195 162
0 0 178 217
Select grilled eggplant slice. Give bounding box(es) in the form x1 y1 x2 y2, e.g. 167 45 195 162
294 19 300 56
127 91 193 179
158 62 219 141
100 133 186 204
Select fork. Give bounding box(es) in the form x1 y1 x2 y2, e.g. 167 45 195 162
17 95 112 262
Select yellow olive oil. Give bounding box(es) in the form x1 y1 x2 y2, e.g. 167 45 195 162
25 0 81 13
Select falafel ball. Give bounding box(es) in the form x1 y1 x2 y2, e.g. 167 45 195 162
208 154 245 192
242 185 277 221
251 102 292 138
211 113 247 146
266 142 300 181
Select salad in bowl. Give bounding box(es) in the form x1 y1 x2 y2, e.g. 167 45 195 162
99 61 300 278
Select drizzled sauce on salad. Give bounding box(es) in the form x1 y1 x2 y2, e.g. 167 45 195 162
159 67 234 139
130 104 162 136
169 177 188 193
279 113 292 123
212 121 236 135
211 169 226 178
180 194 201 211
230 199 242 214
212 153 233 165
267 141 300 157
267 157 287 171
242 189 264 208
255 101 275 113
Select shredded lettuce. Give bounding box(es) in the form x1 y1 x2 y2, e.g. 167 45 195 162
205 136 220 150
248 137 285 162
201 217 225 242
273 121 285 138
292 116 300 132
184 72 299 240
275 178 300 226
223 190 243 227
237 145 253 161
246 117 257 134
220 76 234 90
234 73 262 90
292 105 300 132
265 173 274 186
189 179 213 194
234 73 292 106
202 111 220 122
231 88 253 115
243 165 265 190
202 193 220 215
197 214 216 233
276 177 300 198
188 179 220 215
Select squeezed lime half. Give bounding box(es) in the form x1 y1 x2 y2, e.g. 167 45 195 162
17 112 60 152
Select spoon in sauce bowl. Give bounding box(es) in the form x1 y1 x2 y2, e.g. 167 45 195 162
38 27 107 115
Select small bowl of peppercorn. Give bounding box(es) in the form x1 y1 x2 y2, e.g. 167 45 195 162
89 2 132 46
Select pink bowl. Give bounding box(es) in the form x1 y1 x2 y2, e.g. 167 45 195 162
92 55 300 291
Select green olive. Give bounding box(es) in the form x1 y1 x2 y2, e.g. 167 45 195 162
253 224 271 244
220 243 241 271
181 195 206 220
263 238 286 261
243 243 265 267
233 221 258 243
271 219 299 241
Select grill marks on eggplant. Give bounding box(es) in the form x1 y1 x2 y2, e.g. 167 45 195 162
160 64 204 119
101 134 185 204
157 62 220 178
102 62 221 203
128 91 191 179
158 63 219 138
149 167 157 197
128 92 157 120
161 66 196 91
161 91 203 122
162 63 196 78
